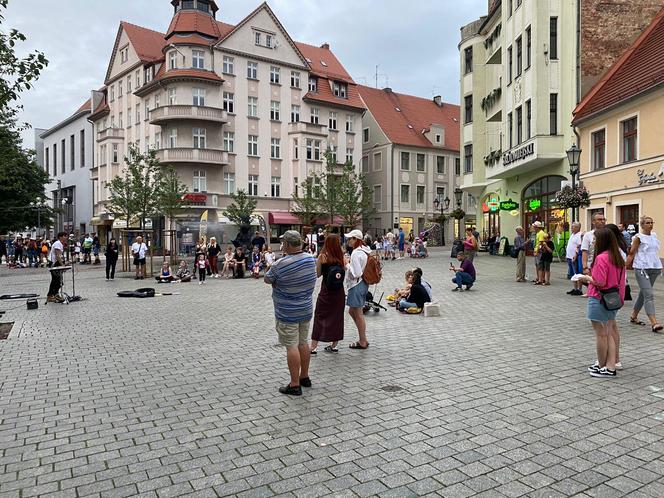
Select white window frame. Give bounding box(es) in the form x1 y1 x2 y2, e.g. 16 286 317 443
193 88 205 107
247 61 258 79
223 131 234 153
168 87 177 105
270 138 281 159
248 135 258 156
291 105 300 123
248 174 259 196
192 50 205 69
271 176 281 197
169 51 178 70
222 55 234 75
270 101 280 121
346 114 354 132
223 92 234 113
169 128 177 148
248 97 258 117
269 66 280 84
328 111 337 130
193 170 206 193
290 71 300 88
346 147 353 163
308 77 317 92
224 172 235 195
310 108 319 125
193 127 206 149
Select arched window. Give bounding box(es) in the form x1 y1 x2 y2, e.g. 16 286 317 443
522 175 567 248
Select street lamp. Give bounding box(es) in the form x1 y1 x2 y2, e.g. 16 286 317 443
566 143 582 222
454 187 463 209
29 201 47 238
433 195 451 246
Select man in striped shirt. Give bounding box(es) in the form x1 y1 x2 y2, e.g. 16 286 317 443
264 230 317 396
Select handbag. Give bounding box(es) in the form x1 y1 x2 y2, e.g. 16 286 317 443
624 283 632 301
599 267 624 311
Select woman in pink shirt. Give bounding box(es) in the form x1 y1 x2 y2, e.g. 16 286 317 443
578 228 626 378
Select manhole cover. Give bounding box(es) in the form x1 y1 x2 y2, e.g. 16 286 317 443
0 322 14 340
381 385 404 392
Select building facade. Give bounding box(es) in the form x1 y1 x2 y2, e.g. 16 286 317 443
573 7 664 259
459 0 663 243
89 0 364 245
40 100 94 236
357 86 462 243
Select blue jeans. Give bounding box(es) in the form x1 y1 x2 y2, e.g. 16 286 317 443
399 299 418 309
453 272 474 288
566 258 575 279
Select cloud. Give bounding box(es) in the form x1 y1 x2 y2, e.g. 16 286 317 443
5 0 485 147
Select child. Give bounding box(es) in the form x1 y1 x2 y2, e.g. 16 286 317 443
156 261 175 283
388 270 414 306
221 246 235 278
249 247 263 278
537 234 555 285
174 260 192 283
196 254 209 284
263 246 276 270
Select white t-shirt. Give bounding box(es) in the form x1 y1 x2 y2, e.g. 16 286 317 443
566 231 583 260
346 246 369 290
50 240 64 263
386 232 395 244
264 252 276 265
633 233 663 269
581 229 595 265
131 242 147 259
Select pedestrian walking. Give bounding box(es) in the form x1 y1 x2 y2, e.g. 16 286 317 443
626 215 663 332
264 230 317 396
310 234 346 354
513 226 527 282
105 238 119 280
344 229 372 349
577 228 626 378
397 227 406 259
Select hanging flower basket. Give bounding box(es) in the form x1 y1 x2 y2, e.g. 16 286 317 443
555 186 591 209
450 208 466 220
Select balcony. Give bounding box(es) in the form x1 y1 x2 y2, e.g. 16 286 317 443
485 135 566 180
484 22 502 64
155 147 229 165
149 105 228 125
97 127 124 142
481 87 502 122
288 121 328 137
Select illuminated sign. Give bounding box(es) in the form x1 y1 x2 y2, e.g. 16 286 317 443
499 200 519 211
503 142 535 166
528 199 542 211
487 198 500 212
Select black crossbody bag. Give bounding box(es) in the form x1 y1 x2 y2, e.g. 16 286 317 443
600 267 624 311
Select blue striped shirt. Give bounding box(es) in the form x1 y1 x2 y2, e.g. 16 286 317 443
265 251 317 323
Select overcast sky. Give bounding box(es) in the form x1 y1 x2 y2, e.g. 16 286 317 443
6 0 485 148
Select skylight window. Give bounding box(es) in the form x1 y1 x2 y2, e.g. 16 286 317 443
395 107 401 112
305 58 312 63
320 60 328 67
407 124 414 129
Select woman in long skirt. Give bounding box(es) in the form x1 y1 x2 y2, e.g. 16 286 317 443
310 233 346 354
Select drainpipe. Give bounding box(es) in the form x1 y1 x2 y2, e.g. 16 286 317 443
575 0 581 104
390 143 395 231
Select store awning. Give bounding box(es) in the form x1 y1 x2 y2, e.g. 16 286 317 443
268 212 300 225
313 215 345 226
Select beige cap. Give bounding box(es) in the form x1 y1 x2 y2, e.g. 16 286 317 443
280 230 302 245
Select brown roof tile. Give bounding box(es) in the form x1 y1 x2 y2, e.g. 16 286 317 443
573 6 664 123
121 22 168 63
358 85 460 151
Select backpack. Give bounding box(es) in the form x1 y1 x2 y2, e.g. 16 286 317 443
41 244 48 254
325 264 345 290
362 251 382 285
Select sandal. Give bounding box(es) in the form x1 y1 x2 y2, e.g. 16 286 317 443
630 317 646 326
653 324 663 333
324 345 339 353
310 349 317 355
349 342 369 349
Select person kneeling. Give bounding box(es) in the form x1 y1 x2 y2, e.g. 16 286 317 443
450 251 476 291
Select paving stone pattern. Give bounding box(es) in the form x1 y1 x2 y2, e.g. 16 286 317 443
1 250 664 497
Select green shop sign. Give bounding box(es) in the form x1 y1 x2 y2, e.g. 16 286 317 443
528 199 542 211
499 199 519 211
487 198 500 212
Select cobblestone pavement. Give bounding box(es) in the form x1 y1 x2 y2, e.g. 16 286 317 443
1 249 664 498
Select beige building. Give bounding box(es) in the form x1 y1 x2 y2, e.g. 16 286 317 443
357 86 462 244
458 0 663 244
573 7 664 259
89 0 364 244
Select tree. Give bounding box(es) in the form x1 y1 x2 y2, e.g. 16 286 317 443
315 150 343 226
223 189 257 226
336 161 374 228
290 176 320 226
0 0 51 233
106 144 160 231
155 164 189 231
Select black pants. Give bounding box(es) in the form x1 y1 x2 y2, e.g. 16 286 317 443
106 259 117 279
198 268 206 281
48 267 62 296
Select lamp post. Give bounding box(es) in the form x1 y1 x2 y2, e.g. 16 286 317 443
29 201 47 238
453 187 463 239
433 195 451 246
566 143 582 222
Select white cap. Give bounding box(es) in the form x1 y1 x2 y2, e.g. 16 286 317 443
344 229 363 240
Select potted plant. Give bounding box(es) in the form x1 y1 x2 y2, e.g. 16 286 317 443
555 186 591 208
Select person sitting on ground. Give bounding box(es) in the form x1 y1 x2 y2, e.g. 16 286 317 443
221 245 235 278
397 271 431 312
233 246 247 278
412 267 432 301
388 270 414 305
450 251 476 291
156 261 175 283
264 245 276 270
417 239 426 258
174 260 192 283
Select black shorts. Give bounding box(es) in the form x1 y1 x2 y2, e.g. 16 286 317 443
134 257 146 266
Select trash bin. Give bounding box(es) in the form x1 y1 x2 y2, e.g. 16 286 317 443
451 239 464 258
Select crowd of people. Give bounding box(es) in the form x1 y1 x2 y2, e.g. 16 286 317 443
0 233 103 269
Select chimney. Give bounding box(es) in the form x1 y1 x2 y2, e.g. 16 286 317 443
433 95 442 106
383 87 392 93
321 42 330 50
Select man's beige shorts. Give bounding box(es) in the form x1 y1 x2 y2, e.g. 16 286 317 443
276 320 310 348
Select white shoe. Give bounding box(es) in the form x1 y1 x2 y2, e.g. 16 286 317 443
615 362 623 370
199 281 202 285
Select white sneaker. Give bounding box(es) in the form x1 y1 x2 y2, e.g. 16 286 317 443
199 281 202 285
615 362 623 370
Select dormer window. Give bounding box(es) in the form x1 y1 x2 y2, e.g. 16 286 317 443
333 82 347 98
169 51 178 70
308 77 317 93
253 29 275 49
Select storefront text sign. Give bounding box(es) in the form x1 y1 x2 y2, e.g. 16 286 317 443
637 165 664 186
528 199 541 211
500 200 519 211
503 142 535 166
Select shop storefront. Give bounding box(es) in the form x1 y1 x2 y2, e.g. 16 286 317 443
481 193 501 242
522 175 567 234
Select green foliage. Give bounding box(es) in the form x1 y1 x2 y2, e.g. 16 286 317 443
223 189 257 227
155 165 189 229
0 0 51 233
290 176 320 226
315 149 343 225
336 161 374 228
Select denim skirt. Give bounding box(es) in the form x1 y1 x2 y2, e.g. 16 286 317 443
587 296 618 323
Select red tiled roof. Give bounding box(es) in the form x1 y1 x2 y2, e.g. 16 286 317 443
75 98 91 114
89 95 110 120
166 10 221 40
573 6 664 123
168 34 219 47
358 85 460 151
159 68 223 83
303 78 364 112
121 22 168 63
295 42 354 83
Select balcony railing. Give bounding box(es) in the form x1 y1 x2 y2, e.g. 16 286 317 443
287 121 328 137
149 105 228 125
155 147 229 165
97 127 124 142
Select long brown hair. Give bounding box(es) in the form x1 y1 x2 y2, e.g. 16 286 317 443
321 233 344 265
593 227 624 268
